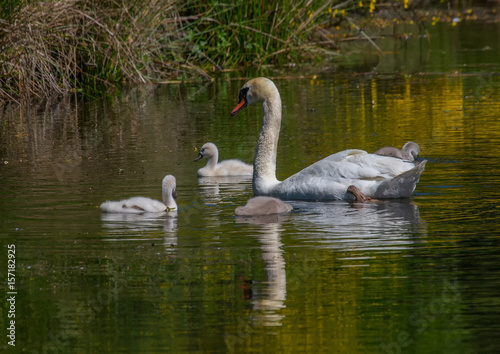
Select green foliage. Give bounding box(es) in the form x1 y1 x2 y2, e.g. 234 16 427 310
0 0 22 20
181 0 342 68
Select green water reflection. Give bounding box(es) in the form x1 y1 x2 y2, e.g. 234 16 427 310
1 23 500 353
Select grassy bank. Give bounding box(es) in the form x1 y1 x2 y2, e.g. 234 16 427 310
2 0 496 104
0 0 388 103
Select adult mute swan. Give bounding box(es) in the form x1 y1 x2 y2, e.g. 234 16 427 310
235 196 293 216
374 141 421 162
100 175 177 213
231 77 427 201
195 142 253 177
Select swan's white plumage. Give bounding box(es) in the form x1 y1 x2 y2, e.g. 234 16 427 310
235 196 292 216
231 77 426 201
100 175 177 213
100 197 167 213
195 142 253 177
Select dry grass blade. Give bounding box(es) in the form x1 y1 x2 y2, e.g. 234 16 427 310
0 0 188 104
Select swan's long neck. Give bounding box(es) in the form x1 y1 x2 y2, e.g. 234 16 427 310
253 93 282 195
162 188 177 210
207 149 218 170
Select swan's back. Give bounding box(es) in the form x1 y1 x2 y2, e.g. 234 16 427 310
271 150 425 201
210 159 253 177
100 197 166 214
235 196 292 216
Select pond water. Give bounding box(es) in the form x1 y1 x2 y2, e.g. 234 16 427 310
1 23 500 353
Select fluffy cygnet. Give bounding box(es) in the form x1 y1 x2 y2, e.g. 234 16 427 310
195 142 253 177
100 175 177 213
374 141 421 162
235 196 293 216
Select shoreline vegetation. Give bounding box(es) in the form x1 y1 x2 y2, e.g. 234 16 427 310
1 0 499 105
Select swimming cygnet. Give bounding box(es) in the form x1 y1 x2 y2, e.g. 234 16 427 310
195 142 253 177
374 141 421 162
100 175 177 213
235 196 293 216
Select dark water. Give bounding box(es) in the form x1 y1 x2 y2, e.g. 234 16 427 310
1 23 500 353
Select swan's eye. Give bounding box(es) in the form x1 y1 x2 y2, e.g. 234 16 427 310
240 87 249 100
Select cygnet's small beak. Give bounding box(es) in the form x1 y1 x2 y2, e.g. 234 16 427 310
194 153 203 162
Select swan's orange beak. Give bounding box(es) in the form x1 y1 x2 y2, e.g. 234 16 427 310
231 97 247 116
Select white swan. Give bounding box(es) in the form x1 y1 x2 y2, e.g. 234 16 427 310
231 77 427 201
100 175 177 213
235 196 293 216
195 142 253 177
374 141 421 162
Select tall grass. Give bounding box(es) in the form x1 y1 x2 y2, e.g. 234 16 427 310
180 0 347 68
0 0 186 103
0 0 366 104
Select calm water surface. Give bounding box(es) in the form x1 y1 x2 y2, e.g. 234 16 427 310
1 23 500 353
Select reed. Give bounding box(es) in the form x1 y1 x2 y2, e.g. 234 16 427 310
0 0 367 104
181 0 349 68
0 0 186 103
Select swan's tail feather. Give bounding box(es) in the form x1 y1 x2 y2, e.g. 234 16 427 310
373 160 427 199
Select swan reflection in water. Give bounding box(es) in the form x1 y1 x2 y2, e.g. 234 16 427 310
233 197 424 326
292 198 425 251
236 215 289 327
100 211 178 252
197 175 252 203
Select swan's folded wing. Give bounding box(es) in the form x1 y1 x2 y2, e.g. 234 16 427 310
347 152 416 178
273 150 421 201
123 197 167 213
273 174 348 200
100 197 167 213
321 149 368 163
100 200 151 214
288 149 413 180
294 149 369 179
